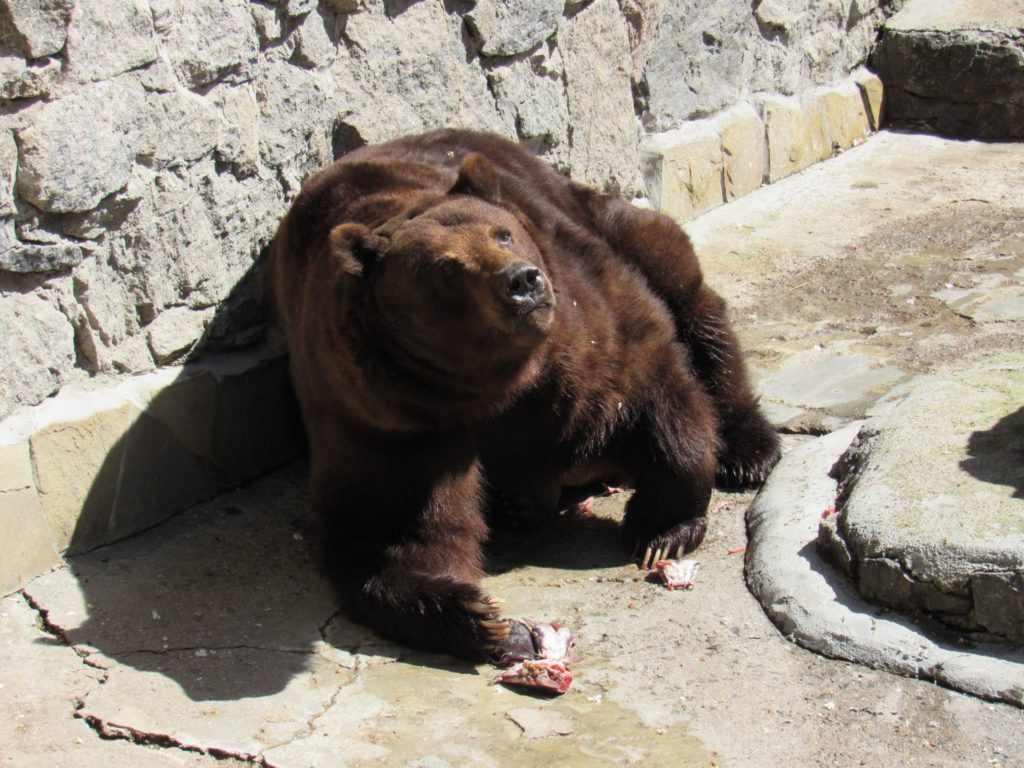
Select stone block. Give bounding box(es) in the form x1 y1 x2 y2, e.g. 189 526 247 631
209 354 304 481
0 440 32 491
807 81 872 153
641 121 723 222
144 90 220 165
292 7 336 69
335 0 504 150
0 486 59 596
487 47 569 163
714 104 765 201
853 68 885 131
106 408 222 548
973 572 1024 643
0 52 59 100
558 0 639 194
150 0 259 89
858 557 973 617
212 83 260 175
468 0 562 57
0 0 73 58
65 0 158 83
16 80 147 214
146 306 214 364
30 403 136 553
0 293 75 421
760 94 813 183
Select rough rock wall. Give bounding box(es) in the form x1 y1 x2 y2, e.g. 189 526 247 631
0 0 891 420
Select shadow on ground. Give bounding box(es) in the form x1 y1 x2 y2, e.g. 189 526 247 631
961 406 1024 500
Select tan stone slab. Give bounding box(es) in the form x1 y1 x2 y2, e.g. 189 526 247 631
0 440 33 492
641 120 724 221
715 104 765 201
808 81 872 153
759 94 813 183
30 403 137 553
854 69 885 131
0 487 58 594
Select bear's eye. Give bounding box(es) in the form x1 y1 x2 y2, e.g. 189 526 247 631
494 228 513 246
438 258 462 277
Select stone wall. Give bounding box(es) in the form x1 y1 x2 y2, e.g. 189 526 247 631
0 0 896 422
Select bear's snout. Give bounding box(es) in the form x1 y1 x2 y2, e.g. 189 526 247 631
496 262 549 313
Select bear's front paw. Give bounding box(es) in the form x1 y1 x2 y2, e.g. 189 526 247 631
625 516 708 569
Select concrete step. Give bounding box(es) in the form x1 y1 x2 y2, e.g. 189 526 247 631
872 0 1024 138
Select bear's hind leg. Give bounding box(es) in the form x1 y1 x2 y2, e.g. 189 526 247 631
583 192 780 487
689 286 780 488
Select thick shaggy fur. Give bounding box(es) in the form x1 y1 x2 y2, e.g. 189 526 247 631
268 129 779 660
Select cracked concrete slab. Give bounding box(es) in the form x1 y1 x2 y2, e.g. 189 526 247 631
0 594 224 768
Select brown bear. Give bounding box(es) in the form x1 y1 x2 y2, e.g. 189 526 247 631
268 129 779 662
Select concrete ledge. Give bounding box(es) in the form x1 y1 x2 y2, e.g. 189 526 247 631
640 70 882 221
0 343 304 595
746 424 1024 708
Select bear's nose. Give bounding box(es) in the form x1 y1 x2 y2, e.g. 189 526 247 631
497 262 546 306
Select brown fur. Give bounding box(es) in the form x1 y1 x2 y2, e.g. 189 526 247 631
268 129 779 660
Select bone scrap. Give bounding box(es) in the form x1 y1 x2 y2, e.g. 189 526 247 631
493 618 577 695
654 558 701 590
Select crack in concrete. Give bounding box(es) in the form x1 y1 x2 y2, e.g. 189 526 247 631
17 588 278 766
78 707 272 767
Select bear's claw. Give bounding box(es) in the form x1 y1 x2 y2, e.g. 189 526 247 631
627 515 708 569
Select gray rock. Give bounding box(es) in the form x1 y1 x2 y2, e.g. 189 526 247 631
620 0 665 80
255 59 333 188
467 0 562 57
16 80 147 214
0 130 15 217
145 90 221 165
872 0 1024 138
147 306 213 363
0 0 73 58
151 0 259 89
0 292 75 420
557 0 639 193
72 252 135 352
973 572 1024 644
826 355 1024 641
746 422 1024 707
210 83 261 175
486 47 570 163
0 240 84 273
292 7 337 69
250 1 284 47
332 1 504 146
285 0 318 17
107 170 222 313
0 51 59 100
65 0 158 83
757 346 907 422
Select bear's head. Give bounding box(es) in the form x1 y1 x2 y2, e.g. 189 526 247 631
328 156 556 405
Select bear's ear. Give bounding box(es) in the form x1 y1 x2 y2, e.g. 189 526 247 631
450 152 502 202
328 222 387 277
